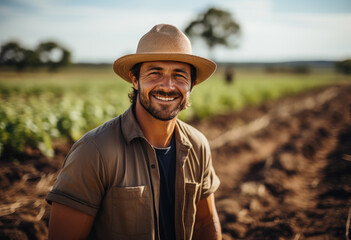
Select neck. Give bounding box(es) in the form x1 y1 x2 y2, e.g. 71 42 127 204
134 102 177 148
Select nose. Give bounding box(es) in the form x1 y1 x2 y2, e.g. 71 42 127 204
159 74 175 90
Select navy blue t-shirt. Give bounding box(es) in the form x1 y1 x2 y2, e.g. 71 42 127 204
154 135 176 240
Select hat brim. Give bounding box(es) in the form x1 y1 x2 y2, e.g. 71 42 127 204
113 53 216 85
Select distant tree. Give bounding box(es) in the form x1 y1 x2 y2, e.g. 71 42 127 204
184 7 241 59
335 59 351 75
0 42 23 65
0 41 29 71
23 49 41 68
36 41 71 71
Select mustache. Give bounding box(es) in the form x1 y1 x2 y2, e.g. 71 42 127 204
150 90 181 98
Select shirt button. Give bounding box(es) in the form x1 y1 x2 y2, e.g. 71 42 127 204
151 164 156 169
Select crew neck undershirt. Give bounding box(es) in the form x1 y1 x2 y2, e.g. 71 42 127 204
153 134 176 240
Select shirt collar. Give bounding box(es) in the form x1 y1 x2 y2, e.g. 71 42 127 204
175 120 192 150
121 105 145 144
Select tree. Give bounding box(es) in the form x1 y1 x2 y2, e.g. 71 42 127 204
184 7 241 58
335 59 351 75
36 41 71 71
0 41 30 71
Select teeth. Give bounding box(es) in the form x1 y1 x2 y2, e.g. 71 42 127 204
155 96 175 101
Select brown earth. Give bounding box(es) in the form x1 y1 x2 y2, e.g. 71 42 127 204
1 84 351 240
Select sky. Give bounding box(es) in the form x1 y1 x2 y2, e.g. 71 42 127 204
1 0 351 63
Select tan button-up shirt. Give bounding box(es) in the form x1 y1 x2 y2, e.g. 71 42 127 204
46 106 220 240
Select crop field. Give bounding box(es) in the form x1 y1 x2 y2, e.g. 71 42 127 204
1 66 351 239
0 66 347 159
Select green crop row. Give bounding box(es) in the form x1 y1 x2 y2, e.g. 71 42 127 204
0 67 347 160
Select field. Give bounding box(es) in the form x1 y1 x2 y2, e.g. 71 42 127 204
0 66 344 159
0 66 351 239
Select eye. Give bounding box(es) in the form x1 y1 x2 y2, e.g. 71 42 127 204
149 72 160 76
175 74 186 79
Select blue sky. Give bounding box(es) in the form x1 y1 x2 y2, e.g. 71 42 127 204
1 0 351 63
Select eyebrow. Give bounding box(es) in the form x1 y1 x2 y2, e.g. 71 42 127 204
174 68 189 76
145 65 189 76
146 66 163 71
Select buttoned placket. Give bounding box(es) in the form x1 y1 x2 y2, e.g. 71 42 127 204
174 134 191 240
141 134 191 240
141 139 161 240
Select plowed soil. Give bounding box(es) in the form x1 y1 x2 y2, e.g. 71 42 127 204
1 84 351 240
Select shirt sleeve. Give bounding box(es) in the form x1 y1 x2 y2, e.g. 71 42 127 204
200 139 220 200
46 138 106 217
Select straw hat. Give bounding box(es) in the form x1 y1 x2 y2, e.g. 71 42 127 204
113 24 216 85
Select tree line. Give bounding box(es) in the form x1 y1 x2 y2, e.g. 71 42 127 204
0 41 71 71
3 7 348 75
335 59 351 75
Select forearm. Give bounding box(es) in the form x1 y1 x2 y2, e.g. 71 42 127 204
192 212 222 240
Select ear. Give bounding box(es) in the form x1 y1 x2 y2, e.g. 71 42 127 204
129 71 138 90
190 80 197 92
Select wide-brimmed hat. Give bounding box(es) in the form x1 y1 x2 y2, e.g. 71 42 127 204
113 24 216 85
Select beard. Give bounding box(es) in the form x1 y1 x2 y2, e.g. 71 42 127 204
138 88 189 121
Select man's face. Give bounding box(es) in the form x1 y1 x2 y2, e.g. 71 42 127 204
132 61 192 121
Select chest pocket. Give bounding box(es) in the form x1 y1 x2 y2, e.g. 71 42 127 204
112 186 152 237
184 182 200 237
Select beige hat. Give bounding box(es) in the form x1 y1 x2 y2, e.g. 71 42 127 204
113 24 216 85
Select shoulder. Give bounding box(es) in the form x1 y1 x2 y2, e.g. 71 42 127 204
176 119 210 150
78 115 122 146
67 115 123 162
61 115 124 183
86 116 122 140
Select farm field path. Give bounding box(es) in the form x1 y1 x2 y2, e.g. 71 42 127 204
1 84 351 239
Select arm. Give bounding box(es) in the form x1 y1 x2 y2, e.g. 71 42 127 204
48 202 94 240
193 194 222 240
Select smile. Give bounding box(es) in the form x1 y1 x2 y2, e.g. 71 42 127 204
154 95 177 102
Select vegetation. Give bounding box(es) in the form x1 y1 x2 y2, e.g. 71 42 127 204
0 66 348 159
184 7 240 57
0 41 71 71
335 59 351 75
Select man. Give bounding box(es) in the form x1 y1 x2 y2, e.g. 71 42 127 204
46 24 221 240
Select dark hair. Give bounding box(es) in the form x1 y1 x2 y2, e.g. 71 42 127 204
128 62 197 104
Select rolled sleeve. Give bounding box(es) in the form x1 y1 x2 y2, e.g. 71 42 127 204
46 138 106 217
200 140 220 200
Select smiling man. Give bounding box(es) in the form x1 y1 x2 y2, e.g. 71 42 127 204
135 61 191 122
46 24 221 240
